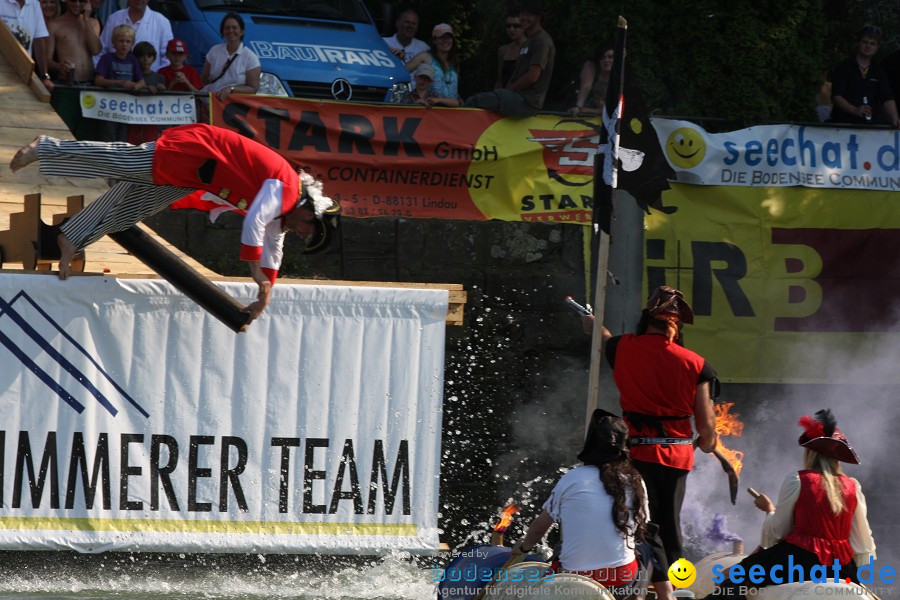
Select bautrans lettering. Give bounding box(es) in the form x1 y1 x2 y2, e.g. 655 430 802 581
0 431 411 516
249 41 395 68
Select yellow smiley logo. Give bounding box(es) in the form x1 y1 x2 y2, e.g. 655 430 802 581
665 127 706 169
81 94 96 109
667 558 697 588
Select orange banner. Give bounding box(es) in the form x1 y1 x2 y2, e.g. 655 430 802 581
210 96 600 223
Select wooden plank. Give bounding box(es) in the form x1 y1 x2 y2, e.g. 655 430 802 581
0 20 34 83
0 110 68 129
0 268 467 325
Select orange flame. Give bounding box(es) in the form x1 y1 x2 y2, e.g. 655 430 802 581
714 402 745 476
493 503 520 533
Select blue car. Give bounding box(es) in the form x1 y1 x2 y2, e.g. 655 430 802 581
125 0 411 101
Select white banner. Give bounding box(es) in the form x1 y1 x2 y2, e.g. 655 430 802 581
652 118 900 191
79 91 197 125
0 274 447 554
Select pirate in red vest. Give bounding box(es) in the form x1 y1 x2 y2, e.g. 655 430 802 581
9 124 340 321
594 285 718 592
717 409 875 599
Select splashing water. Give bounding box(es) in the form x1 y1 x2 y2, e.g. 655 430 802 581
0 550 438 599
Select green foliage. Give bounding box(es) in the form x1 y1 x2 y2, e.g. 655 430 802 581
384 0 900 129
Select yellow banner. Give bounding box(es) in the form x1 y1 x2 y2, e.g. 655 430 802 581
646 183 900 384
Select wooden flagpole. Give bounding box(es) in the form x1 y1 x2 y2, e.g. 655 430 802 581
585 16 627 430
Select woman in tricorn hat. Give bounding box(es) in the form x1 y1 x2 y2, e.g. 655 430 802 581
717 409 876 599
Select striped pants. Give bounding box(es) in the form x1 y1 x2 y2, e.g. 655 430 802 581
39 136 197 251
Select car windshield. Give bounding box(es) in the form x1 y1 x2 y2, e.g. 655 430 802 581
196 0 371 23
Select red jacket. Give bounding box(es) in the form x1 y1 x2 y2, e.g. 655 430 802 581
156 124 299 283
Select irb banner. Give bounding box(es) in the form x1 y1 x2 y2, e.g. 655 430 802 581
0 274 446 553
646 182 900 384
80 91 196 125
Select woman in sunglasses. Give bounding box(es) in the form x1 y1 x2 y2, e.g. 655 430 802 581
495 11 526 89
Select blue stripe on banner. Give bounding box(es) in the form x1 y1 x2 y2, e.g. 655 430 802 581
0 297 118 416
0 327 85 414
11 291 149 418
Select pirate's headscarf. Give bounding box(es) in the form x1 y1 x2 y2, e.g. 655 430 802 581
645 285 694 342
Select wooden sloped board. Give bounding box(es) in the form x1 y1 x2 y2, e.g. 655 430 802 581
0 19 50 102
0 269 468 326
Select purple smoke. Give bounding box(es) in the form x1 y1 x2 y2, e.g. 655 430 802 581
706 513 742 543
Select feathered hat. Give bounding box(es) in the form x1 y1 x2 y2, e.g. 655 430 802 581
646 285 694 324
297 171 341 254
798 409 860 464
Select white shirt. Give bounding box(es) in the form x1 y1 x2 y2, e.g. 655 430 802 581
759 471 876 566
198 178 285 274
98 6 172 70
201 42 261 93
382 34 428 64
543 465 649 572
0 0 48 54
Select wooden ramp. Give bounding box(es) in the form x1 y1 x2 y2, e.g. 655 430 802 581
0 28 465 324
0 41 215 277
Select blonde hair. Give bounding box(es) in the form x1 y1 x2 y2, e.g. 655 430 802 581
803 448 846 515
112 24 136 41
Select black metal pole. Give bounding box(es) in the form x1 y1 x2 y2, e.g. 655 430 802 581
110 226 251 333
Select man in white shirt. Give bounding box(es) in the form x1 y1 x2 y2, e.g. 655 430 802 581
98 0 172 70
381 9 428 64
0 0 53 87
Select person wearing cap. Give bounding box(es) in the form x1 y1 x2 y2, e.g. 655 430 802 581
382 8 429 64
512 409 667 597
8 123 341 321
159 38 202 93
716 410 875 599
590 285 718 580
405 23 461 107
400 62 440 106
464 0 555 117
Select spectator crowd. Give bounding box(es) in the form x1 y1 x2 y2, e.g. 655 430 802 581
7 0 895 127
0 0 262 140
1 0 567 124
